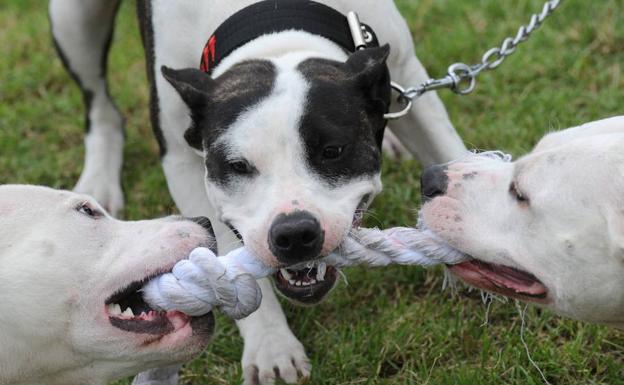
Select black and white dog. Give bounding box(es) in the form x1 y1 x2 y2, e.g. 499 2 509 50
49 1 466 383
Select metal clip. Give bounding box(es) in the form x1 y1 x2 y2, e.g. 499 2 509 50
384 82 413 120
347 11 367 50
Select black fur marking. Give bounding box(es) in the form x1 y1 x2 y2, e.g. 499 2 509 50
226 222 243 242
101 1 125 139
137 0 167 157
83 89 94 134
296 46 391 185
50 1 123 136
162 61 276 186
52 35 94 134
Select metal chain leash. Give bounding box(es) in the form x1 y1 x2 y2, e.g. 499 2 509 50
384 0 562 120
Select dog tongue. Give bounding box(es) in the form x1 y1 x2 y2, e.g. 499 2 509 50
450 260 547 297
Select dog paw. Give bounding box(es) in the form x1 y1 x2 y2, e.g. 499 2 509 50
242 329 311 385
74 172 124 217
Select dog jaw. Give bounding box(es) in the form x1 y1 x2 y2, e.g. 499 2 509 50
0 186 218 384
421 128 624 327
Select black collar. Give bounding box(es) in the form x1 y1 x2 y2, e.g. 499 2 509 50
199 0 379 74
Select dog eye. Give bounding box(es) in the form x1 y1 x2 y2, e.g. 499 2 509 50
322 145 344 160
509 182 529 204
77 202 102 218
229 159 255 175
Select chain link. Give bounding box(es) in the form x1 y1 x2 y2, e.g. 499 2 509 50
385 0 562 120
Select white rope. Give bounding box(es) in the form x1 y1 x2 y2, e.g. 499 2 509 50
323 226 468 268
141 225 469 317
141 247 267 319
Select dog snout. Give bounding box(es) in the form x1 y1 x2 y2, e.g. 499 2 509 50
268 211 324 264
421 164 449 201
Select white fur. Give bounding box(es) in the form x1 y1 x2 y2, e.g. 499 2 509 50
0 185 218 385
51 1 468 383
421 116 624 328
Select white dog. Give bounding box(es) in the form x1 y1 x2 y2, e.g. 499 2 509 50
419 116 624 328
0 185 256 385
49 1 467 383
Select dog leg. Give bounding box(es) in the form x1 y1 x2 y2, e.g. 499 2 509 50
382 128 413 161
383 19 467 166
238 278 311 385
50 0 125 216
388 55 467 166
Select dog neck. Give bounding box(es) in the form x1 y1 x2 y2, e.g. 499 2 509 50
211 30 349 77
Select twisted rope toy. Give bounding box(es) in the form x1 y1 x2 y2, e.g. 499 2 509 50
141 247 269 320
142 151 512 318
141 226 468 318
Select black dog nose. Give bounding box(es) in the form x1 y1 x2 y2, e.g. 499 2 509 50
421 164 449 201
268 211 324 264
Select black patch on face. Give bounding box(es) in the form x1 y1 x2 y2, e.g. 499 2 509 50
162 61 276 186
137 0 167 156
296 55 389 185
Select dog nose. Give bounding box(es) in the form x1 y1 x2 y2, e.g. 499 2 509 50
268 211 324 264
421 164 448 201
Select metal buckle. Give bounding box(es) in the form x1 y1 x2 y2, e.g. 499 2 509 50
384 82 413 120
347 11 367 50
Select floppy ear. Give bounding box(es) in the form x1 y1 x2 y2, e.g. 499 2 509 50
161 66 214 109
345 44 392 145
161 66 215 150
345 44 391 101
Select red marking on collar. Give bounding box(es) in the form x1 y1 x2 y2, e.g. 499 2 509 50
200 35 217 73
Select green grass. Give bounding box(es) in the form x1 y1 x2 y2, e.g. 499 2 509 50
1 0 623 384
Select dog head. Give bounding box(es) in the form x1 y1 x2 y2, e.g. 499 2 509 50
0 185 216 384
419 117 624 328
162 45 390 304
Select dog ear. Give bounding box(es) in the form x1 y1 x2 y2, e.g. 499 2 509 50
161 66 214 111
345 44 392 145
345 44 391 96
161 66 215 150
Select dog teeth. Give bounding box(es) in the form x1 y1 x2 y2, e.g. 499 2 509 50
316 262 326 281
107 303 122 316
280 269 293 281
122 307 134 318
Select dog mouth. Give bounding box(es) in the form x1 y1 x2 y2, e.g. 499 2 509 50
105 277 213 336
273 261 339 304
351 194 370 228
448 259 549 302
270 195 368 304
416 215 549 303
